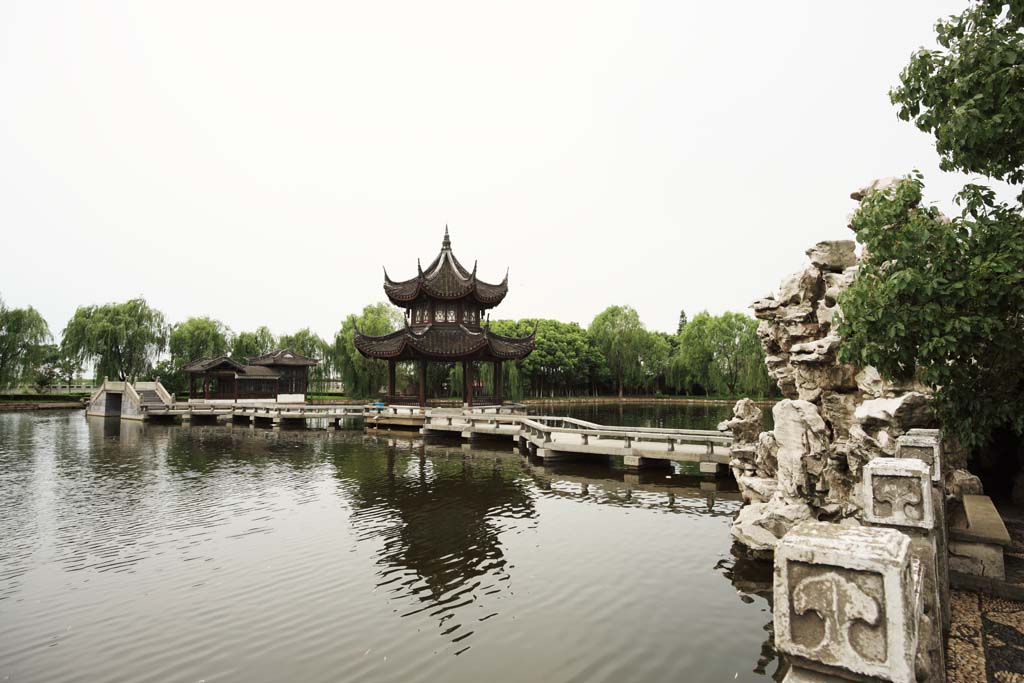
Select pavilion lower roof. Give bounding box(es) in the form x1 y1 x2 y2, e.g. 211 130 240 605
354 324 535 362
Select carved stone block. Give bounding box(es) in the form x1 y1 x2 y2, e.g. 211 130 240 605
774 521 921 683
862 457 934 530
896 429 942 482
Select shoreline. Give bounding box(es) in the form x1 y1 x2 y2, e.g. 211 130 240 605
0 402 85 412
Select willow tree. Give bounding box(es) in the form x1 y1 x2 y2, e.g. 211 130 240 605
169 317 232 367
60 298 167 381
231 326 276 361
0 297 52 389
335 303 404 398
279 328 334 381
588 306 647 397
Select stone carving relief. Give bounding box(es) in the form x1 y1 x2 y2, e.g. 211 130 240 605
789 562 885 666
774 521 919 683
862 458 933 530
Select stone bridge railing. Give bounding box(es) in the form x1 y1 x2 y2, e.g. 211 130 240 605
774 431 946 683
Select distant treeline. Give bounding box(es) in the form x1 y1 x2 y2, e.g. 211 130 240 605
0 295 775 401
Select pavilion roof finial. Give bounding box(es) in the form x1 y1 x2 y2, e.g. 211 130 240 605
442 225 451 250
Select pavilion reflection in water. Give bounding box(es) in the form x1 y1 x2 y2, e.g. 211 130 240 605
332 440 534 615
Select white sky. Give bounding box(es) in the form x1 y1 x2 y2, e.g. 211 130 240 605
0 1 1005 340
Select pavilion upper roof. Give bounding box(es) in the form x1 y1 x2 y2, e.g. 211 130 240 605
383 228 509 308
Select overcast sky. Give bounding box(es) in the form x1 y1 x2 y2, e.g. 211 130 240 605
0 1 1004 341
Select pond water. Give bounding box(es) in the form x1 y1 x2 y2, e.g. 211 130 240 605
0 409 782 683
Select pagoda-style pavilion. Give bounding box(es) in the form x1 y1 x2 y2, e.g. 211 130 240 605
354 229 534 407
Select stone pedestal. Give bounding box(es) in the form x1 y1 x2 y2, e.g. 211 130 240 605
774 521 922 683
861 457 945 682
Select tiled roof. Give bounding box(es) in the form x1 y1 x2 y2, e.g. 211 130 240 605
354 324 534 361
382 229 508 307
247 349 319 367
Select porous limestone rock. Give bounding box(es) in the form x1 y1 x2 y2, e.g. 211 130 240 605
731 497 814 557
728 191 960 556
849 176 901 201
718 398 763 444
737 476 778 504
945 469 983 503
855 392 933 433
805 240 857 272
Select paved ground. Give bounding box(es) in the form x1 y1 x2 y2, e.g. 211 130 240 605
948 505 1024 683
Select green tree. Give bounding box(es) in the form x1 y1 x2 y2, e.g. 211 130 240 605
668 311 769 396
335 303 404 398
838 176 1024 448
836 0 1024 449
641 330 672 394
676 309 688 335
279 328 334 381
890 0 1024 196
588 306 647 397
31 344 82 391
231 326 276 361
60 298 167 381
168 317 232 367
0 297 52 389
705 312 764 396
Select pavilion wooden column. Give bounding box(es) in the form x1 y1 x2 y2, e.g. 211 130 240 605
203 375 209 401
417 361 427 407
465 361 474 408
387 360 396 402
494 361 503 404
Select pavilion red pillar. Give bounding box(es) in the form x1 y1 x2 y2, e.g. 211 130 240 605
466 361 474 409
387 360 396 403
494 361 503 405
418 361 427 408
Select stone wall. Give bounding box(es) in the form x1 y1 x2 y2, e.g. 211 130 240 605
724 182 968 557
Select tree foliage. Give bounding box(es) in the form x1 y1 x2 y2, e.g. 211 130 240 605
588 306 648 397
669 311 770 397
61 298 167 381
334 303 404 397
890 1 1024 194
169 317 232 367
279 328 334 380
490 319 609 398
231 326 276 361
838 175 1024 447
0 297 52 389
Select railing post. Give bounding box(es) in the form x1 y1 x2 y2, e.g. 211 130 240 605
861 456 946 681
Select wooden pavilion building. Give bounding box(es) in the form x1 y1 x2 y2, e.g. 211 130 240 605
354 229 534 407
182 349 318 402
